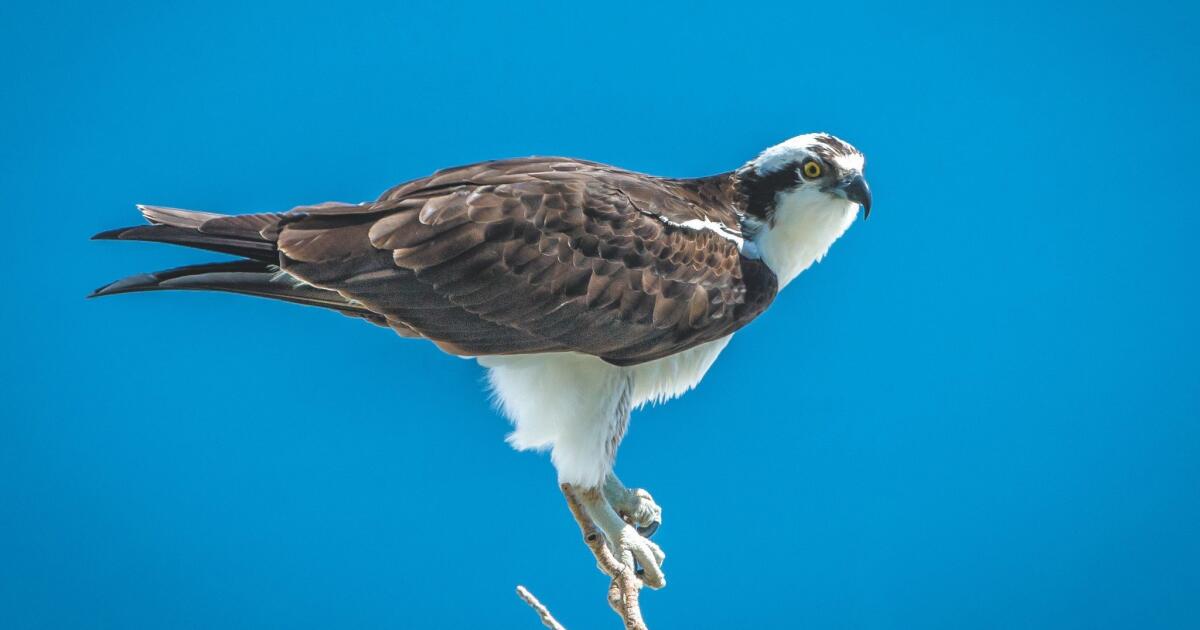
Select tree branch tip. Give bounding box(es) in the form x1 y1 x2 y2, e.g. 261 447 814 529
516 584 567 630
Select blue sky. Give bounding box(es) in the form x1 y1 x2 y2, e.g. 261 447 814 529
2 1 1198 628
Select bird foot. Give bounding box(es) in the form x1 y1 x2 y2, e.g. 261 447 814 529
580 486 667 589
608 523 667 589
604 480 663 537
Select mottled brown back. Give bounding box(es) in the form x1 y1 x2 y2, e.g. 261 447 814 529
275 158 777 365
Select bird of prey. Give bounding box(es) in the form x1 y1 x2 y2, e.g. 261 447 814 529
92 132 871 588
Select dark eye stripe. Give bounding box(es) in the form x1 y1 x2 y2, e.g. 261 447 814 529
735 161 801 220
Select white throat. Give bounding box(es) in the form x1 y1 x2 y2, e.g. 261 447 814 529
751 188 858 289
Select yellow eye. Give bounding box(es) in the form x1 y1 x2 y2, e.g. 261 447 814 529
802 160 822 179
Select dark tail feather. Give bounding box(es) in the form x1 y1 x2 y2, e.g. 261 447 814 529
92 224 279 261
88 259 387 326
92 205 284 263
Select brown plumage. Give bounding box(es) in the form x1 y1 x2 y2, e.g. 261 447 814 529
93 157 778 366
91 133 873 588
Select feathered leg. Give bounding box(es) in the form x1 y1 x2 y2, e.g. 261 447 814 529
566 372 666 589
483 352 667 587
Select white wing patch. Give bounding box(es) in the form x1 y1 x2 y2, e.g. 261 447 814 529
676 217 745 249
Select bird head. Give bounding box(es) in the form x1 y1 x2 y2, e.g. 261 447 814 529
732 133 871 288
735 132 871 222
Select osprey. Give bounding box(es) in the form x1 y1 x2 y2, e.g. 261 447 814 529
92 132 871 588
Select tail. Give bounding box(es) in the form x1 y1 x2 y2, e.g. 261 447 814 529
90 205 385 326
93 204 283 261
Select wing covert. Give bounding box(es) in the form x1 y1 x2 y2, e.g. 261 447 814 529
276 159 776 365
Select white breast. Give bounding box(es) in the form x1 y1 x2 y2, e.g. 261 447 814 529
754 189 858 289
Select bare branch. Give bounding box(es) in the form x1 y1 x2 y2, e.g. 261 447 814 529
516 585 567 630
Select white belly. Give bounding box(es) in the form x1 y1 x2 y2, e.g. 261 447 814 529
628 335 732 408
478 335 731 486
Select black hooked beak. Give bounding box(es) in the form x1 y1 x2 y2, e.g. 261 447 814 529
837 173 872 218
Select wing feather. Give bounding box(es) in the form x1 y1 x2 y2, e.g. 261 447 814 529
275 159 775 365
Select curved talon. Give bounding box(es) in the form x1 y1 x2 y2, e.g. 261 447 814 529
636 520 659 538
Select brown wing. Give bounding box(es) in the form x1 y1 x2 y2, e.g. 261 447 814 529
274 158 777 365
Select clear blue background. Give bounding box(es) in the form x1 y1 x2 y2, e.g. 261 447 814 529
2 1 1197 628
